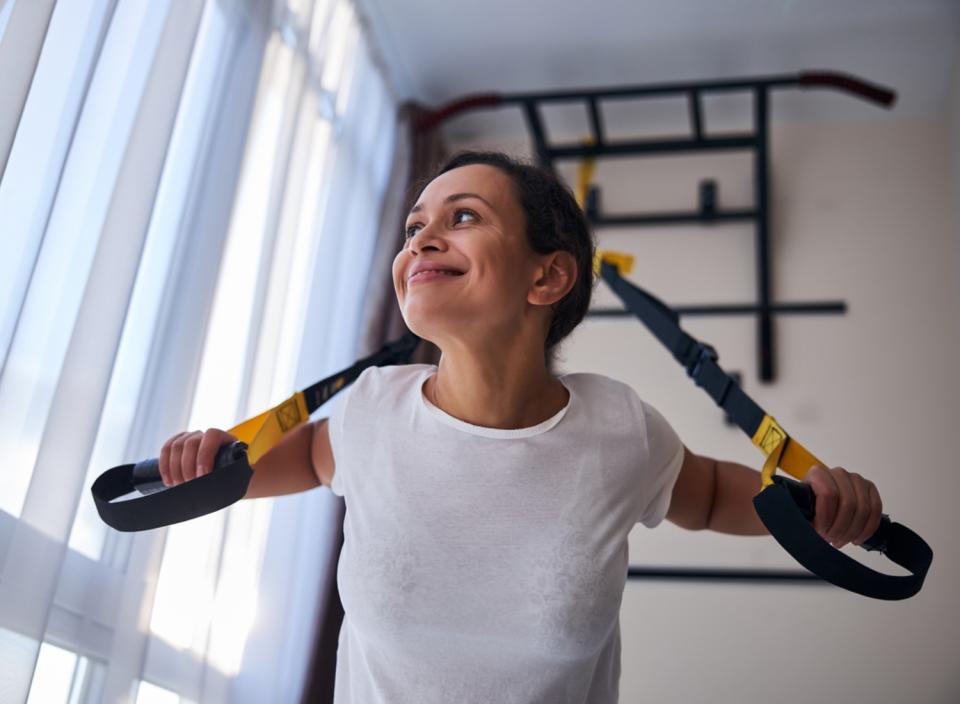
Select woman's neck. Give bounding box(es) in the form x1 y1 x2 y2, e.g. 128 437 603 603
424 349 569 430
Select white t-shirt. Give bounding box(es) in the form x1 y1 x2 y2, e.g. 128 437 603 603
327 363 685 704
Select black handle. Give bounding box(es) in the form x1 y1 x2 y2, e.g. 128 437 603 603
92 442 254 532
92 332 420 532
775 475 891 552
131 441 248 495
754 477 932 599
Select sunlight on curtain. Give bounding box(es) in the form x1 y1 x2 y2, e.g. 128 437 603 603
205 500 274 675
25 643 79 704
0 0 168 519
135 680 182 704
0 1 15 45
142 37 297 677
24 640 107 704
148 512 226 651
66 0 235 563
0 0 254 700
144 0 398 697
0 0 399 700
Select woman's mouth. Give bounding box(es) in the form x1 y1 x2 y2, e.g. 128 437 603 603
408 270 464 285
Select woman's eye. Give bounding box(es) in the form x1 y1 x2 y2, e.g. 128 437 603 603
404 209 475 243
453 209 476 225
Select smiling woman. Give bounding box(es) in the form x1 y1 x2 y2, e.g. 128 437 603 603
399 151 596 363
145 139 891 703
317 146 891 704
392 152 594 429
309 152 688 703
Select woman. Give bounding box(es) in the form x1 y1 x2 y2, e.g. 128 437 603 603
160 151 884 703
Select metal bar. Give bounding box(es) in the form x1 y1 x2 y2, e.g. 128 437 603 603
410 71 884 391
549 135 755 159
499 74 802 104
627 566 824 583
590 209 756 227
587 301 847 317
689 90 702 139
755 86 774 381
522 100 552 170
415 72 895 134
587 95 605 145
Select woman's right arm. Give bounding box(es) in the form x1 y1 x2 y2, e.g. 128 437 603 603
244 418 336 498
158 419 336 499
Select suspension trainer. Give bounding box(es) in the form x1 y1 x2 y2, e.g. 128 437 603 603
593 250 932 600
90 265 932 598
91 333 420 532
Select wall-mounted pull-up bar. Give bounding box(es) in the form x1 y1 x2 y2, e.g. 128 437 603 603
415 71 897 382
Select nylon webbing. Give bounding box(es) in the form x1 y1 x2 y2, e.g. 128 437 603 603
597 256 932 599
92 332 421 531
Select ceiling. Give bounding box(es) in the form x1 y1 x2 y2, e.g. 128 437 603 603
354 0 960 140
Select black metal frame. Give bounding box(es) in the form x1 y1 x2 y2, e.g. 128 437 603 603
415 71 895 382
627 566 823 584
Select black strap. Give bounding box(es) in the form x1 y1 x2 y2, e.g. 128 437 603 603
600 262 765 435
92 332 421 532
598 261 933 599
91 450 252 532
303 332 421 413
754 477 932 600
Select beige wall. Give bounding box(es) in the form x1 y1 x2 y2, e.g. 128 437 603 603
954 52 960 304
447 114 960 701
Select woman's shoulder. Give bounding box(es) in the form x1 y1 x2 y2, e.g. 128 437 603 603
349 362 434 398
561 370 636 398
363 362 434 382
561 372 671 437
560 371 644 420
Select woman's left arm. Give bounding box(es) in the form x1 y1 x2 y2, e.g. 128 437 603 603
666 447 885 548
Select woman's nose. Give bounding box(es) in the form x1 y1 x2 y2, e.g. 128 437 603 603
408 223 445 253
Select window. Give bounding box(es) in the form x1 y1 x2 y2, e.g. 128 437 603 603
0 0 398 701
25 642 106 704
135 681 183 704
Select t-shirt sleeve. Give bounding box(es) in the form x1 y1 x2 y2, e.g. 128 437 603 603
636 399 685 528
327 390 348 497
327 367 373 498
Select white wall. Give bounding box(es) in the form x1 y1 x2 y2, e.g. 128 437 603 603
447 114 960 702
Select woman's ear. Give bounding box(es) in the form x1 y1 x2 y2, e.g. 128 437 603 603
529 251 577 306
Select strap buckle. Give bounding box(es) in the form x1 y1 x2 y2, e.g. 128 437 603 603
684 342 718 382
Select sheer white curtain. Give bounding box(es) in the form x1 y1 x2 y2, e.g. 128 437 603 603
0 0 400 701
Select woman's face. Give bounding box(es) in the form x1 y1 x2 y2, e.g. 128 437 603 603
392 163 545 349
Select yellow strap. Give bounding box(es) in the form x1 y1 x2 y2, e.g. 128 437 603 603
758 432 784 489
593 249 636 277
575 138 596 209
752 415 823 488
226 391 310 465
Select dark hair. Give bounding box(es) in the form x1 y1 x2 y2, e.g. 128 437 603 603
411 150 597 363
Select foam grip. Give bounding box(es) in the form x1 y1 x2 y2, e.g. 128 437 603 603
773 475 891 553
132 441 248 495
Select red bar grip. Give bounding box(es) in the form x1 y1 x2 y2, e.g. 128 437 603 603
413 93 504 132
799 71 896 107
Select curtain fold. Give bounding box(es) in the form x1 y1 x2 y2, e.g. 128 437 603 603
0 2 207 701
0 0 400 701
0 0 56 178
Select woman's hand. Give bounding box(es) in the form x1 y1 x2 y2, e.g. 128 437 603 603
159 429 238 487
802 465 883 548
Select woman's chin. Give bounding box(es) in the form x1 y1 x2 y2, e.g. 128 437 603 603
402 309 463 343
